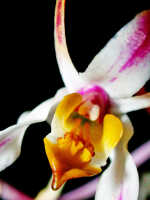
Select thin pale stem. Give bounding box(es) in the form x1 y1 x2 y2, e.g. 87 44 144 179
0 178 64 200
35 177 64 200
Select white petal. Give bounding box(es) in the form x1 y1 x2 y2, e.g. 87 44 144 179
95 115 139 200
0 88 67 171
54 0 84 92
17 111 31 123
80 11 150 98
111 92 150 114
95 151 139 200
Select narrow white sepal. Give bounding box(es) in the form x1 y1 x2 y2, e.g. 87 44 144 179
0 88 67 171
54 0 84 92
111 93 150 114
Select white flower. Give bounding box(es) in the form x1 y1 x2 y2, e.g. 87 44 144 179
0 0 150 200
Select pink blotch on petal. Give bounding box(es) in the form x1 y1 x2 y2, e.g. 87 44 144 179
56 0 64 43
118 187 124 200
110 77 118 82
119 10 150 72
56 0 62 27
119 194 123 200
0 138 11 148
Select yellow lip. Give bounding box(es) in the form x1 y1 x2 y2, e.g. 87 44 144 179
44 136 101 190
44 93 123 190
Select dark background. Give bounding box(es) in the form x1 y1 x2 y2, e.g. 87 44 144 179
0 0 149 199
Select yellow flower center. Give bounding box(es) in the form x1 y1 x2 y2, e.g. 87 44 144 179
44 92 123 190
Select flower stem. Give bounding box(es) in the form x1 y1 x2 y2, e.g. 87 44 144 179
0 177 64 200
59 140 150 200
35 177 64 200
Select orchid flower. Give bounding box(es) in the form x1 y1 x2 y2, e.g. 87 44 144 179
0 0 150 199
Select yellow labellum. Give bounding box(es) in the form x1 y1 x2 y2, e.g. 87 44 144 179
44 93 123 190
44 136 101 190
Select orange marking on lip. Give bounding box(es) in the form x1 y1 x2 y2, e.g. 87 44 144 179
44 92 123 190
44 131 100 190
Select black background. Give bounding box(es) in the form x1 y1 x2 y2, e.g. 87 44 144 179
0 0 149 199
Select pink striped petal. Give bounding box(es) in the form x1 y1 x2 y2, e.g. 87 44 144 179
54 0 84 92
95 115 139 200
0 88 67 171
80 10 150 98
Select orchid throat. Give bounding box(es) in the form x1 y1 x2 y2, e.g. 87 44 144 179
44 86 123 190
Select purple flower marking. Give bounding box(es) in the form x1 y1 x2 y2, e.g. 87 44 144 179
0 138 11 148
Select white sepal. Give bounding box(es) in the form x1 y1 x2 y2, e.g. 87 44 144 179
111 93 150 114
0 88 67 171
95 149 139 200
54 0 84 92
